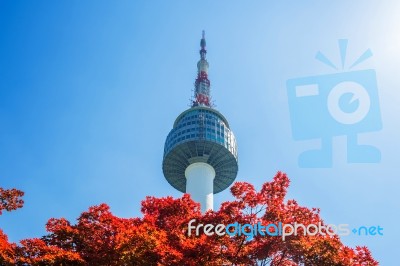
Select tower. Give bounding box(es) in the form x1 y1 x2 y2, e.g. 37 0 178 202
162 31 238 212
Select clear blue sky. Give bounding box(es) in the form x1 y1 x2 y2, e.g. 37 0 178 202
0 1 399 264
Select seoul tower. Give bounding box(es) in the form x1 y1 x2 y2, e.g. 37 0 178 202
162 31 238 212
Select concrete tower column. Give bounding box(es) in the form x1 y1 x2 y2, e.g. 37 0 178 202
185 162 215 212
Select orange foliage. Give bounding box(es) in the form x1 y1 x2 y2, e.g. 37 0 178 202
0 188 24 215
0 173 378 265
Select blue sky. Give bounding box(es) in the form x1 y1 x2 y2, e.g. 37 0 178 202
1 1 399 264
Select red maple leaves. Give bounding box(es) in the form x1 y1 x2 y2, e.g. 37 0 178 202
0 172 378 265
0 188 24 216
0 188 24 265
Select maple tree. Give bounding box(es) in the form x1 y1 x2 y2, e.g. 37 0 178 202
0 172 378 265
0 188 24 216
0 187 24 265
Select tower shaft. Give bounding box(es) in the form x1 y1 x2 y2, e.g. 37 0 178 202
185 162 215 212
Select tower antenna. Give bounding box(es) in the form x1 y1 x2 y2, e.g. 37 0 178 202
193 31 212 107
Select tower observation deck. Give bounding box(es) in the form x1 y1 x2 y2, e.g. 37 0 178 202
162 31 238 212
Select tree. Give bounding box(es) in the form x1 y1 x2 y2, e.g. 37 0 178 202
0 173 378 265
0 187 24 265
0 188 24 215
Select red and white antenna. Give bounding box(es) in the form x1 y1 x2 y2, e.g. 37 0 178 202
193 31 212 107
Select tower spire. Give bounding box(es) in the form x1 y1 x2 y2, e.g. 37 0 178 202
193 30 212 107
200 30 206 59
